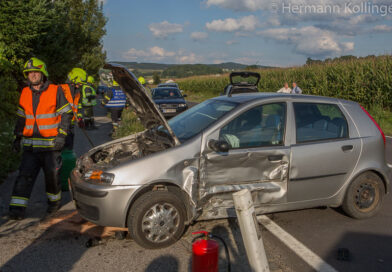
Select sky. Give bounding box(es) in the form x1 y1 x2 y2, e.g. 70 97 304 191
102 0 392 67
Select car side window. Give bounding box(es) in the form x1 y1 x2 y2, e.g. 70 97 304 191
294 102 348 143
219 103 286 149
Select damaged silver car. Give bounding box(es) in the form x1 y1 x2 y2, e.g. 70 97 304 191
70 63 391 249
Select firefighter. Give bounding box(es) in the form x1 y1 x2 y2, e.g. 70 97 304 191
9 57 73 220
87 75 96 89
102 80 127 135
61 67 86 150
138 76 146 86
81 76 97 129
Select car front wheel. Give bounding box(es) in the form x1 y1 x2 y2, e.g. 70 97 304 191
343 172 384 219
127 190 186 249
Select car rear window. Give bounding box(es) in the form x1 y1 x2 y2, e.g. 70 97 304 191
294 102 348 143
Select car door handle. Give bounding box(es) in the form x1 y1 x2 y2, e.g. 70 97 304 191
268 155 283 161
341 145 353 151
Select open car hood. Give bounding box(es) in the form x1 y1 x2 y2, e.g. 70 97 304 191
230 71 260 86
104 63 180 145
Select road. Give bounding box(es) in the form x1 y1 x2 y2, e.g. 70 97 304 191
0 103 391 272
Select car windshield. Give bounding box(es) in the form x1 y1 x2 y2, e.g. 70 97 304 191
153 88 181 99
158 99 238 142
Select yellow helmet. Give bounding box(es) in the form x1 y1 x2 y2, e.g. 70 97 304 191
138 76 146 85
23 57 48 78
112 80 119 86
87 75 95 84
67 68 87 84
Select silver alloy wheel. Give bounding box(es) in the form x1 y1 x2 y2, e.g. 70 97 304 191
141 203 180 243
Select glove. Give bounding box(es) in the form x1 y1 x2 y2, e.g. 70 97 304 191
54 134 66 150
12 137 21 153
77 118 85 129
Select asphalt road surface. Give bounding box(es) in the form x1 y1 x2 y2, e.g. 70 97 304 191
0 103 391 272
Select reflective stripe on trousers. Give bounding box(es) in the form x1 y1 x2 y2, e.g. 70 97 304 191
10 196 29 207
47 191 61 202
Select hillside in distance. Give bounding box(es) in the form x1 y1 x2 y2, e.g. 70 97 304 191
110 61 273 78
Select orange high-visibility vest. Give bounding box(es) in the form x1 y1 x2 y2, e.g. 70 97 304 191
19 84 61 137
61 84 80 120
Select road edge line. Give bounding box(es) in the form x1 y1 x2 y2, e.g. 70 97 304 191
258 215 338 272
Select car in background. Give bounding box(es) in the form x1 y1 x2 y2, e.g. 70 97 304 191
70 63 390 249
222 71 260 96
157 82 179 89
151 87 188 118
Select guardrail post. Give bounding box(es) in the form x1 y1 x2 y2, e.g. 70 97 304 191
233 189 270 272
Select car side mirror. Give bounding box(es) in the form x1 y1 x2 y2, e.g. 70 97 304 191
183 94 187 97
208 139 230 152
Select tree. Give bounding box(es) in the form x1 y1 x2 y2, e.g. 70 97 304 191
153 72 161 85
0 0 107 180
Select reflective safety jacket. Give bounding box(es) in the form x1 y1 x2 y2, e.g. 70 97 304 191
61 84 82 122
104 88 126 108
81 84 97 107
15 82 72 151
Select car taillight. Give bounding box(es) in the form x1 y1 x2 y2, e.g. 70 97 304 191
360 105 386 145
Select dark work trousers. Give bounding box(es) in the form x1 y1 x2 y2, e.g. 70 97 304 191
109 108 124 123
9 150 62 212
64 125 75 150
83 106 94 128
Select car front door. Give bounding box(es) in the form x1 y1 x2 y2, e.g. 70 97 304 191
200 102 290 209
288 102 361 202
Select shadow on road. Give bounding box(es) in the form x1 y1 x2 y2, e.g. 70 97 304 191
1 209 106 272
145 255 179 272
325 232 392 272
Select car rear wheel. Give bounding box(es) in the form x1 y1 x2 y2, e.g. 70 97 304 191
127 190 186 249
343 172 384 219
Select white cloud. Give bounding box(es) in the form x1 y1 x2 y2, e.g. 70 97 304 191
123 46 176 61
258 26 354 57
226 40 238 45
178 53 199 64
149 21 183 38
122 47 201 63
373 24 392 32
191 32 208 41
206 15 258 32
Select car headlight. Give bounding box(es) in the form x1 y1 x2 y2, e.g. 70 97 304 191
84 170 115 185
178 103 187 108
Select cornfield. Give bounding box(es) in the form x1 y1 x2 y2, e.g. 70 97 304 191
177 55 392 110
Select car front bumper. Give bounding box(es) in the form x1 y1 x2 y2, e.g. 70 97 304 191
69 169 141 228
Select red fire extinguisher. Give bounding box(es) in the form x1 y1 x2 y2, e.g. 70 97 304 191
192 231 231 272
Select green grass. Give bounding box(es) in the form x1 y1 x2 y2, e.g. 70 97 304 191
113 109 144 139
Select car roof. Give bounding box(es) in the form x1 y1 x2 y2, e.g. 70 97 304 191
212 92 351 105
153 87 180 91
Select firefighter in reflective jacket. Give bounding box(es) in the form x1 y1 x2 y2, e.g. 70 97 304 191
81 79 97 129
9 58 72 220
61 67 86 150
102 80 127 134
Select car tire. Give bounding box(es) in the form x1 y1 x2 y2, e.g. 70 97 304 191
342 172 384 219
127 190 186 249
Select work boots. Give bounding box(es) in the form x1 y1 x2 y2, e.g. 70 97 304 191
8 207 25 220
47 201 61 215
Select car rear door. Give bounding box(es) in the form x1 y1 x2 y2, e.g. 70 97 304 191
200 102 290 207
288 102 361 202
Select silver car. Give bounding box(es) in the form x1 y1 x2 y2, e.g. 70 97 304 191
70 63 391 249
